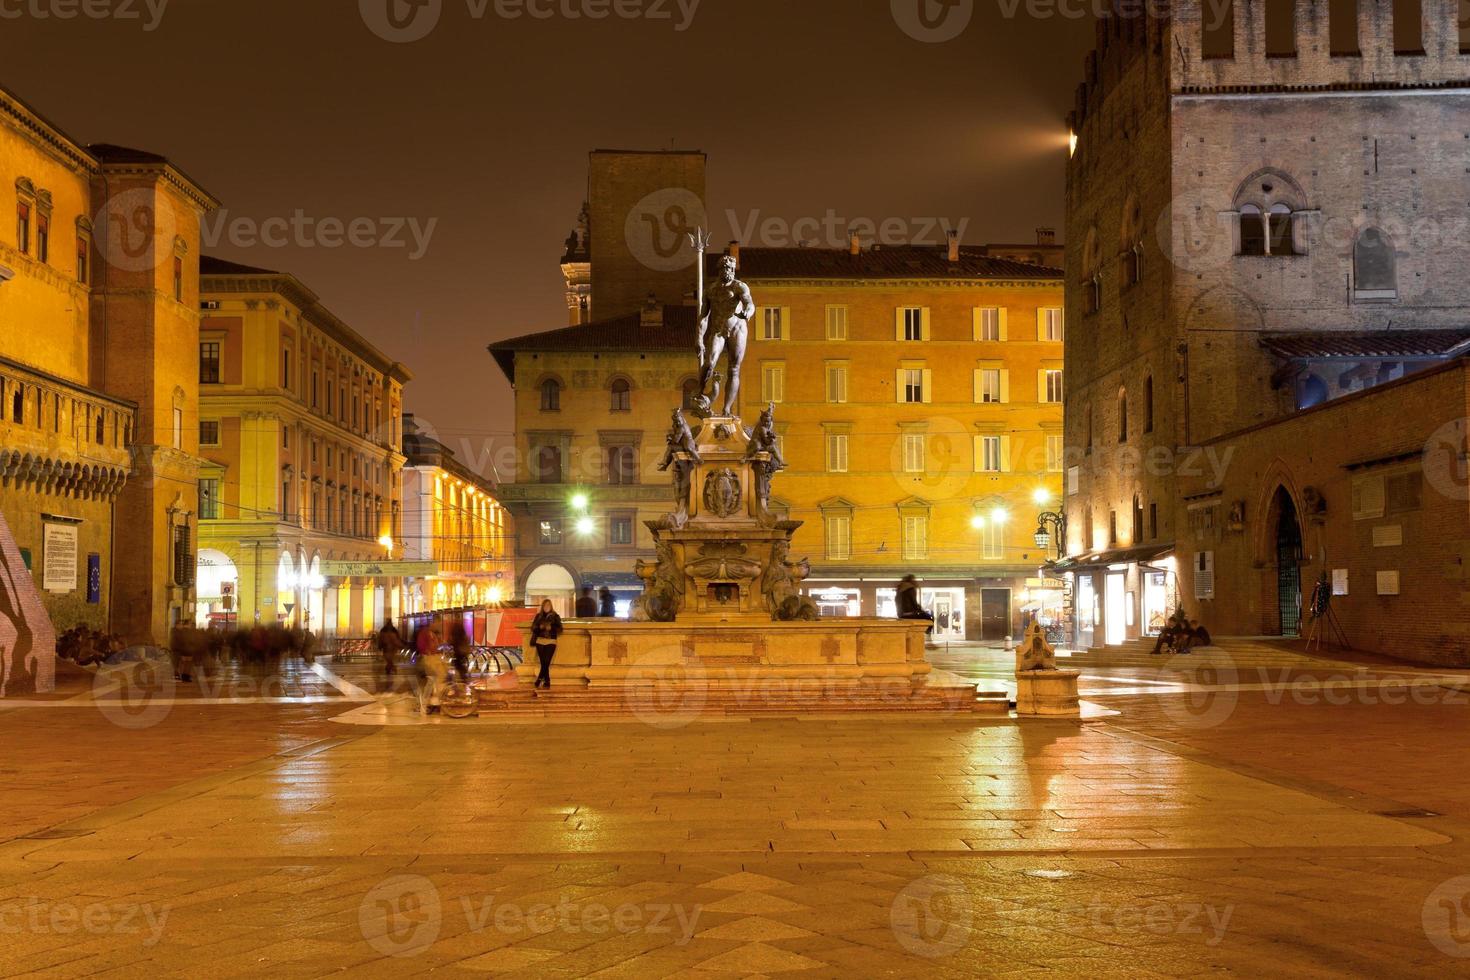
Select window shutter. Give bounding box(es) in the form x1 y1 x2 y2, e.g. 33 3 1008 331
998 307 1009 342
782 307 792 339
921 307 932 341
1036 307 1047 340
999 369 1010 404
971 308 983 342
895 369 905 404
1038 370 1048 403
973 369 984 404
894 308 905 341
973 435 986 473
921 369 933 404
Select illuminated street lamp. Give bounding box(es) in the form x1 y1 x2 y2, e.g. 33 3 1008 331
570 492 590 512
1034 510 1067 560
575 516 596 537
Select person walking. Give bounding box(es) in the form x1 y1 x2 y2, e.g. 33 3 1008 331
376 621 402 694
415 622 447 714
449 622 472 684
575 586 598 619
530 600 563 690
598 586 616 618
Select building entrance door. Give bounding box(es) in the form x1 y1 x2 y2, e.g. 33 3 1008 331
980 589 1010 641
1275 490 1303 636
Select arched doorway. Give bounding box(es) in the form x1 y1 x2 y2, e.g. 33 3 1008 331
525 563 577 617
1274 488 1303 636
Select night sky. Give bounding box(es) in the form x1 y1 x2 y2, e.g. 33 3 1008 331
3 0 1095 460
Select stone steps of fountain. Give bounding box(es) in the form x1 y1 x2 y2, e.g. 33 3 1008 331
473 684 997 718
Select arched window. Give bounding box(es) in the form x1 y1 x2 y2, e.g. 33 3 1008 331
1082 227 1102 313
1085 403 1094 452
12 384 23 423
1239 205 1267 256
94 411 105 444
1120 193 1143 286
1118 388 1128 443
680 378 701 411
609 377 631 412
1132 495 1145 543
1144 376 1154 433
1354 226 1396 296
539 378 562 412
1267 204 1296 255
607 445 637 485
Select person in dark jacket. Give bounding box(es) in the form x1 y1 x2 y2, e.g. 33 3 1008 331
598 586 616 618
376 621 403 693
896 575 934 633
449 622 472 683
530 600 563 689
574 587 598 619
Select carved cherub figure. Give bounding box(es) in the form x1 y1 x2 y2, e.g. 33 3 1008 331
656 409 702 527
745 404 785 524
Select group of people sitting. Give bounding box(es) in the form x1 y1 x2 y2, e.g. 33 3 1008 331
1152 610 1212 656
57 626 126 667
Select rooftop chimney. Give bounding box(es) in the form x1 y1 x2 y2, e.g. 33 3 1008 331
640 292 661 327
947 229 960 263
849 232 861 256
1036 227 1057 246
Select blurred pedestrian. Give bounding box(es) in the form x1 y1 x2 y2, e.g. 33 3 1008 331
598 586 616 618
416 622 446 715
449 621 472 684
376 621 403 694
575 586 597 619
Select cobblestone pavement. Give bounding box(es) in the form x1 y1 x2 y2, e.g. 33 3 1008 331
3 647 1470 976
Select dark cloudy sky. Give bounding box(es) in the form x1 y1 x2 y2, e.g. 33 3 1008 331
4 0 1094 450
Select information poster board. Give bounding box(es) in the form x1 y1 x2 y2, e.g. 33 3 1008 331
43 522 78 594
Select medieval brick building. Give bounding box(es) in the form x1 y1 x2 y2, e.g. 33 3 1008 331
1062 1 1470 664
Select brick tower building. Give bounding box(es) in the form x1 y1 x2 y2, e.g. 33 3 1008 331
1062 1 1470 664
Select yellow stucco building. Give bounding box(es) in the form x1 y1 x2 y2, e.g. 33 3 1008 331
0 83 218 646
196 257 410 637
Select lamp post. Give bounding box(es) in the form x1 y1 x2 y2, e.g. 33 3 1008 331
1034 511 1067 561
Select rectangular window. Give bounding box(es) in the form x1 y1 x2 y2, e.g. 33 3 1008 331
312 370 319 408
980 436 1002 473
607 445 638 486
16 202 29 254
173 257 183 302
1202 0 1234 58
761 363 785 404
1043 370 1065 403
199 342 221 384
538 519 564 546
199 478 221 520
1043 308 1065 342
902 307 924 342
762 307 785 341
1460 0 1470 54
610 516 634 547
982 521 1004 560
903 433 925 474
902 515 928 561
903 368 925 404
825 363 848 404
1394 0 1423 53
976 307 1001 342
979 369 1002 404
825 305 849 341
825 514 852 561
826 433 849 473
281 349 291 390
199 420 221 446
1265 0 1296 56
1046 434 1064 472
172 407 183 450
35 213 48 263
1329 0 1359 54
77 238 89 284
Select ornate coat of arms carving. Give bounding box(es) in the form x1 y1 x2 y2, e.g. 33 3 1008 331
702 468 743 519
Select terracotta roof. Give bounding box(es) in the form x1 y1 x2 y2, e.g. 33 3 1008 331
721 245 1062 280
1261 330 1470 360
489 306 698 382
